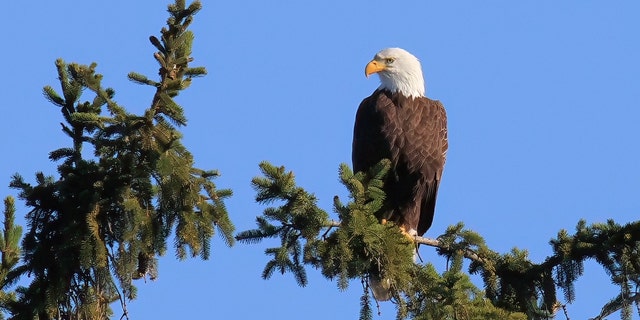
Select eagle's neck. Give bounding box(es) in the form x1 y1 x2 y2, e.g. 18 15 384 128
378 70 425 98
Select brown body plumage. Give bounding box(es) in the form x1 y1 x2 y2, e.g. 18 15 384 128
352 89 448 237
354 48 448 301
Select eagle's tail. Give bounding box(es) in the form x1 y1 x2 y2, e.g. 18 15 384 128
369 248 419 301
369 275 392 301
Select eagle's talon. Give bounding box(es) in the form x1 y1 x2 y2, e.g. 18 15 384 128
399 226 415 242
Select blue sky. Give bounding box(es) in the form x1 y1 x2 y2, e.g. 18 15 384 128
3 1 640 319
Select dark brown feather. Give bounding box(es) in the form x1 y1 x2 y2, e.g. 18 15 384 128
352 89 448 236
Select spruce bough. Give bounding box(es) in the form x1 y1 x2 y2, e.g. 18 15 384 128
240 160 640 320
4 1 234 318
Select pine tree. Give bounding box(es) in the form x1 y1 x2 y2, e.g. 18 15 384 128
6 1 234 318
237 161 527 319
239 160 640 320
0 197 22 320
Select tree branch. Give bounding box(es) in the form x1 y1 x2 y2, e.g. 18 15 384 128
589 293 640 320
322 220 488 266
414 235 488 265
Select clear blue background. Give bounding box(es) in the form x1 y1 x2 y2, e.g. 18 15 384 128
2 1 639 319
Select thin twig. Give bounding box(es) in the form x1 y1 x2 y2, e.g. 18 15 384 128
107 246 130 320
561 303 570 320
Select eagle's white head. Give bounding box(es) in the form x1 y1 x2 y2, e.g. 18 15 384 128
365 47 425 98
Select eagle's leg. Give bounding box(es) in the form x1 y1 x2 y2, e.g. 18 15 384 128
398 226 418 243
399 226 421 262
381 219 416 242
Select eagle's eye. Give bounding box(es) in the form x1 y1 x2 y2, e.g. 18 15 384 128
385 58 395 64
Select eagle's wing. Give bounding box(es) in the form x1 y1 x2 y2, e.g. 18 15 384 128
353 91 448 237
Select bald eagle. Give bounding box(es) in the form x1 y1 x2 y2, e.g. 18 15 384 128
353 48 448 300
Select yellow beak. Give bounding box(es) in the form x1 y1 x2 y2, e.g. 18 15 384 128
365 60 386 78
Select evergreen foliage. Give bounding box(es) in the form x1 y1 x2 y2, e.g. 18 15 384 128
5 1 234 318
239 161 527 319
0 197 22 319
240 160 640 320
2 1 640 319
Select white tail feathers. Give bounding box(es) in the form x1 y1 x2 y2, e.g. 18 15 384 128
369 233 421 301
369 246 419 301
369 275 392 301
